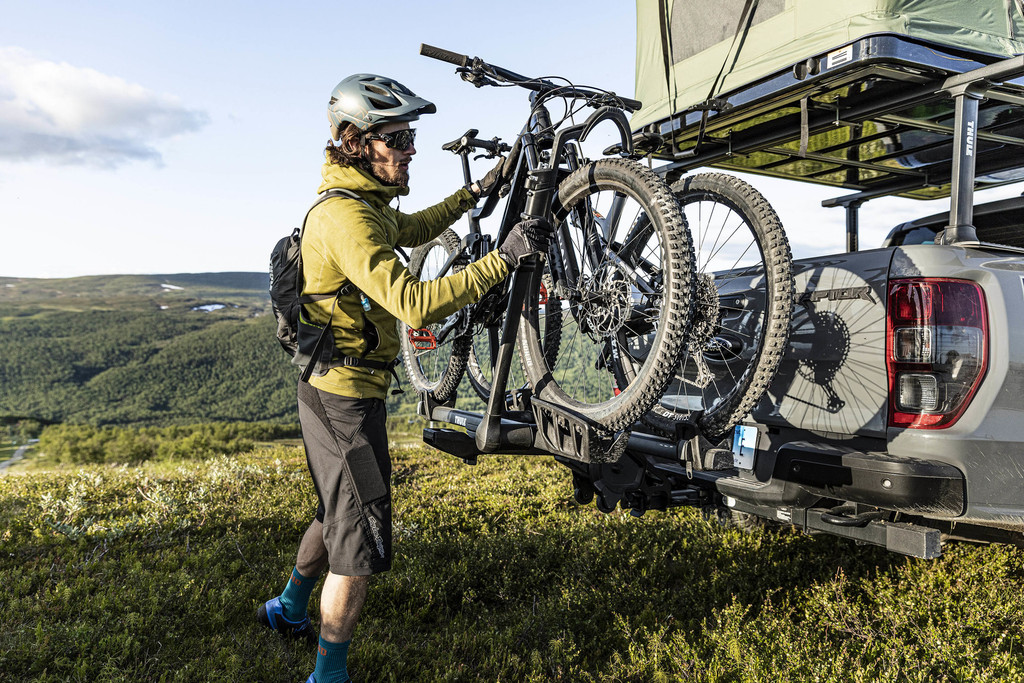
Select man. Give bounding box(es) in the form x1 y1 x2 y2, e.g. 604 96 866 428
257 73 550 683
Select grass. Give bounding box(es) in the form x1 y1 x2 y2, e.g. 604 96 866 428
1 444 1022 682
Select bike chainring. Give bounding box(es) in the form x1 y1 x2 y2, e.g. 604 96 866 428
471 282 506 327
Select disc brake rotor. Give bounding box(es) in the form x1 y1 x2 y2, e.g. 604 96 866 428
577 263 633 339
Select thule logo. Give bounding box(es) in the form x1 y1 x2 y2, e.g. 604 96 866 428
965 121 975 157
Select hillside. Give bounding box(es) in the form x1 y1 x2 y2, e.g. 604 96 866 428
0 273 308 426
0 272 467 427
3 443 1023 681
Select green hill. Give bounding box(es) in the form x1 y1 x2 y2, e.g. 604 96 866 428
0 273 303 426
0 273 462 426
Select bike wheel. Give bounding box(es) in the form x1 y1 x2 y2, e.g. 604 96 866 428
518 158 694 431
648 173 793 440
466 268 561 400
399 228 471 402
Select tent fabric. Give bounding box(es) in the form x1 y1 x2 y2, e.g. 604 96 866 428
633 0 1024 131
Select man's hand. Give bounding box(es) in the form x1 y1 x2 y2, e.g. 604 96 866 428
497 218 554 267
471 156 511 199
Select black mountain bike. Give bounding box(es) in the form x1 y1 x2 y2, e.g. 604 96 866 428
400 45 696 441
644 173 794 441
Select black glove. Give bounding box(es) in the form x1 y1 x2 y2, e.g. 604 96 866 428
472 156 511 199
498 218 554 267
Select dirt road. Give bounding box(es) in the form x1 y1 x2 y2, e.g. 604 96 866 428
0 445 28 473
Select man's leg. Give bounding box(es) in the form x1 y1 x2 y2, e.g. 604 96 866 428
320 573 368 642
258 518 327 637
297 385 392 682
311 573 369 683
277 518 329 621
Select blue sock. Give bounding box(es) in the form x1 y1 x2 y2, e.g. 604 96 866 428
278 567 317 622
313 636 350 683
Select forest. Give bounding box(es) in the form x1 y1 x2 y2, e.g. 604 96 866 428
0 273 428 427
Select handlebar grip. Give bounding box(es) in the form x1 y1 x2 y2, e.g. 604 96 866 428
467 137 499 153
419 43 470 67
619 96 643 112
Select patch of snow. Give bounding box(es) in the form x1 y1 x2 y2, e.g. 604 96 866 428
192 303 226 312
161 283 184 290
158 305 169 310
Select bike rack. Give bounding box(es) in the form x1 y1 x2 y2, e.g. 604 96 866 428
417 391 956 557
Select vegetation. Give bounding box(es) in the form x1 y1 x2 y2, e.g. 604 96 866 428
2 439 1022 682
36 422 300 466
0 272 478 427
0 273 300 427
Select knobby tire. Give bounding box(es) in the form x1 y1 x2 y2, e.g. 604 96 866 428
518 158 695 431
647 172 793 440
399 229 471 402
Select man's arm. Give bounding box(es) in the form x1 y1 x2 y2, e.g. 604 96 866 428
394 187 476 248
318 202 507 329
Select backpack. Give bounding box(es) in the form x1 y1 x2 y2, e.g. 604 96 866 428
269 188 403 388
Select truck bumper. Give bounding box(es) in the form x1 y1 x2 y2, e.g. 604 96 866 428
716 441 965 516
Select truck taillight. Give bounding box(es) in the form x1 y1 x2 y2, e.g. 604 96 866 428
886 279 987 429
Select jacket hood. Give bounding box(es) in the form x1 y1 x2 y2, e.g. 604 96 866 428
318 162 410 208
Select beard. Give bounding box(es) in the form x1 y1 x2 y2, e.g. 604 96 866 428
367 160 409 188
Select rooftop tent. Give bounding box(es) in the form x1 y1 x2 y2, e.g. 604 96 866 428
633 0 1024 131
632 0 1024 200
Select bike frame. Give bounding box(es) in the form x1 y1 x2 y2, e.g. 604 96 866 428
416 44 639 455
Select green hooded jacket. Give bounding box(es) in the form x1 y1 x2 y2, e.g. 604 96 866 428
302 162 509 399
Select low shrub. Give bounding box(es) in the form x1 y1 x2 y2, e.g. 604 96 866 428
36 422 300 465
1 444 1022 681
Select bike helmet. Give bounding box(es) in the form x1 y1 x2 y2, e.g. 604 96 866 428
328 73 436 140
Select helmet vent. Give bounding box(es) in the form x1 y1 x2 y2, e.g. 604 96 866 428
367 96 393 109
365 84 391 97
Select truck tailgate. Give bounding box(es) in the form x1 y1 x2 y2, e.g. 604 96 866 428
750 248 893 438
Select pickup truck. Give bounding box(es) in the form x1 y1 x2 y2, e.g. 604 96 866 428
619 1 1024 558
707 192 1024 558
421 3 1024 559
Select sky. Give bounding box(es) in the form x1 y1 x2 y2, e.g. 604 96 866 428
2 1 1022 279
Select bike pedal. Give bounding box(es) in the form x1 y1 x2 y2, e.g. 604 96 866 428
408 328 438 351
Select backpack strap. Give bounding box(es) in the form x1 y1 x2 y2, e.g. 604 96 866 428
331 356 404 395
295 187 367 307
296 188 404 394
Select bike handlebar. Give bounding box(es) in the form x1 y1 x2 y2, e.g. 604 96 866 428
616 95 643 112
419 43 470 68
442 128 510 156
419 43 642 112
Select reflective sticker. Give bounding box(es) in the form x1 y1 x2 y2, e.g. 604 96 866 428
826 45 854 70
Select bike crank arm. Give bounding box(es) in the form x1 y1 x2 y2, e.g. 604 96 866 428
433 309 468 345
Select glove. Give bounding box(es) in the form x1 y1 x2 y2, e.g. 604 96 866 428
498 218 554 267
471 156 511 199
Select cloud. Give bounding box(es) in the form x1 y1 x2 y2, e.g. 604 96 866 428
0 47 209 168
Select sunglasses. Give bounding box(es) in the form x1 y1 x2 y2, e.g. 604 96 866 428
364 128 416 151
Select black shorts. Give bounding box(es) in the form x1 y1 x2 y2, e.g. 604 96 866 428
297 381 391 576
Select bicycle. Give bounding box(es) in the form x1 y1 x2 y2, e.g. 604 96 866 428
642 173 794 441
400 44 696 446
